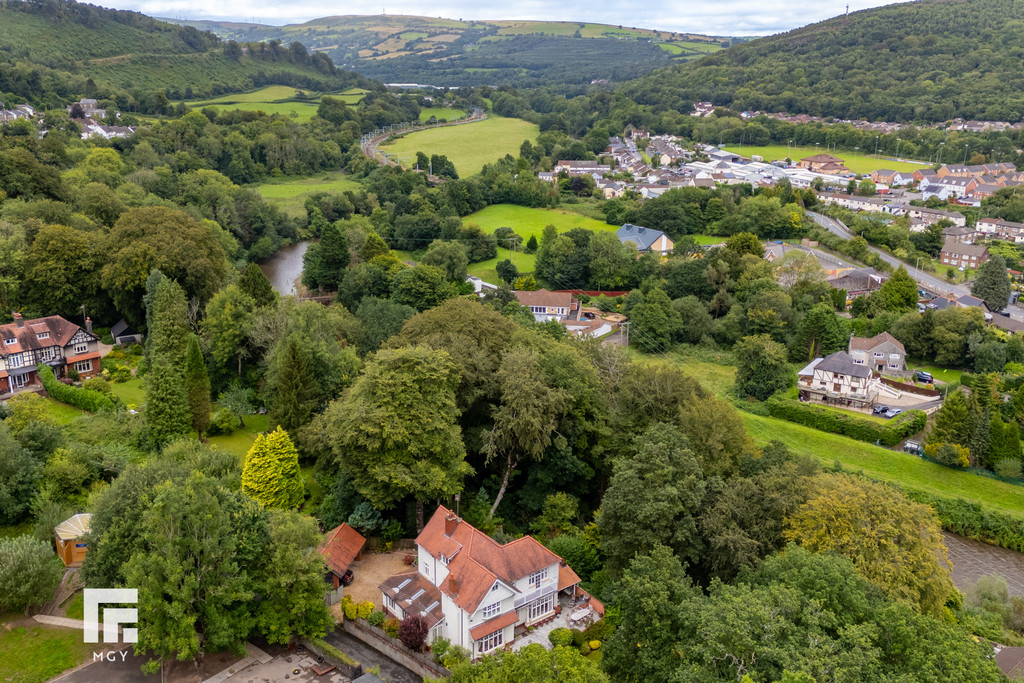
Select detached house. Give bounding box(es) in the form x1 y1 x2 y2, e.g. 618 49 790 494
616 223 674 256
798 351 879 409
379 507 584 659
849 332 907 377
0 314 101 396
514 290 580 322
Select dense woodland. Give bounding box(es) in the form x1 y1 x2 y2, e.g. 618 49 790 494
2 2 1024 680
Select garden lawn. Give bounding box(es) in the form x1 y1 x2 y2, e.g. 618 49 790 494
41 398 84 425
690 234 727 245
906 360 964 385
254 172 362 217
462 204 615 242
718 144 927 175
110 377 145 407
207 414 271 458
0 624 95 683
418 107 466 122
381 116 539 176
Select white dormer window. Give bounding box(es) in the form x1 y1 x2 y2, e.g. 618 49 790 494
36 332 49 340
440 554 449 566
3 338 14 345
491 582 500 592
482 600 501 619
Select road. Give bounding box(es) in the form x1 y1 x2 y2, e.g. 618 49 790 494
809 211 1024 318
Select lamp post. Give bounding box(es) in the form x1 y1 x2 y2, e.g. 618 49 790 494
875 135 880 156
963 145 970 165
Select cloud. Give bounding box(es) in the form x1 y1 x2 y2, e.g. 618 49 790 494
107 0 908 36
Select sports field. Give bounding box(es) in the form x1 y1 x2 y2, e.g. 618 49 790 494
381 116 540 176
254 171 362 217
719 144 927 175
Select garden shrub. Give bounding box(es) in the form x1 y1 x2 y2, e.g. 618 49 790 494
207 408 239 436
925 442 970 468
38 364 115 412
570 628 586 648
368 610 386 628
431 636 451 663
548 628 574 647
357 600 374 620
382 617 400 638
582 618 613 642
589 640 601 650
443 645 470 669
110 365 133 382
764 397 926 446
398 615 428 651
994 459 1022 480
342 596 357 621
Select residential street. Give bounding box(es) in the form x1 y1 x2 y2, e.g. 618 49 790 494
809 211 1024 319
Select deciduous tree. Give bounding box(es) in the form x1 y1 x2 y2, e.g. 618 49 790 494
735 334 793 400
0 535 63 614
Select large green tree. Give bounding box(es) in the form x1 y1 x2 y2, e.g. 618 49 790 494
879 265 918 311
926 389 971 448
448 643 608 682
184 334 211 437
267 336 317 433
390 264 458 311
203 284 256 380
242 427 305 510
322 346 472 529
735 334 794 400
237 262 277 308
145 279 192 446
598 424 706 575
0 535 63 614
971 254 1011 312
628 287 681 352
791 302 847 362
421 239 469 282
101 207 228 325
23 224 103 319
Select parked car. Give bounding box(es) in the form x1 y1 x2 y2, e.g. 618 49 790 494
341 569 354 586
872 405 889 415
915 370 934 383
884 409 903 419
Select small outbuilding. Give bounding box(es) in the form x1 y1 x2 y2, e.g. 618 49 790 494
319 523 366 605
55 513 92 567
110 319 143 346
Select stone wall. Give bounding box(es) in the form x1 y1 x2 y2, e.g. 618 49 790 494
341 619 451 679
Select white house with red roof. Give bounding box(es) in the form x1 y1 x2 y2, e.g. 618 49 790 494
0 313 101 396
379 506 585 659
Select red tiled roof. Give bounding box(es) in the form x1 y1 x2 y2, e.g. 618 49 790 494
0 315 94 357
848 331 905 354
66 351 101 364
468 610 517 640
514 289 575 310
558 563 581 591
319 523 366 576
418 506 563 614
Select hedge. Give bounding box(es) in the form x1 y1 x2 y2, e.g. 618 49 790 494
903 490 1024 553
764 397 926 447
37 364 115 413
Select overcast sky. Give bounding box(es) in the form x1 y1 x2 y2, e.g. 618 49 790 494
106 0 907 36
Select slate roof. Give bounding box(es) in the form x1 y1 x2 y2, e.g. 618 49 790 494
378 571 444 628
616 223 666 251
815 351 872 378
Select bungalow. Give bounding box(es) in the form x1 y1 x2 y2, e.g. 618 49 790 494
320 523 367 605
0 313 101 396
616 223 674 256
514 289 580 322
797 351 879 409
379 507 588 659
848 331 907 377
940 238 989 269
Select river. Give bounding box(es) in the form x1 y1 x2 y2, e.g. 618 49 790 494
259 240 311 296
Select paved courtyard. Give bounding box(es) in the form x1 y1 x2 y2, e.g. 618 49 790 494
345 551 412 605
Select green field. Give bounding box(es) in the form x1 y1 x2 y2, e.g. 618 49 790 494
720 144 927 176
418 107 466 122
254 172 363 217
0 624 95 683
674 354 1024 519
462 204 614 240
381 116 540 177
187 86 367 122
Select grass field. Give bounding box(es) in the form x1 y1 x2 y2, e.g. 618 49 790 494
0 624 94 683
418 107 466 122
187 86 367 122
381 116 540 177
254 171 363 217
672 353 1024 519
719 144 927 175
207 414 271 457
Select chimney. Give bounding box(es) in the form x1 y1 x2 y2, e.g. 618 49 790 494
444 514 458 538
12 312 23 328
447 574 458 596
85 317 93 334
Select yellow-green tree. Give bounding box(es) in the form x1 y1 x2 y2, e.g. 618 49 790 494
242 427 304 510
784 474 954 616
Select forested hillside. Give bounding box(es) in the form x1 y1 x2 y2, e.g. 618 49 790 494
0 0 371 112
173 14 734 89
623 0 1024 123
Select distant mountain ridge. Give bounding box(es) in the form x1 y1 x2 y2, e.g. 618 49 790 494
0 0 368 110
620 0 1024 123
166 14 742 89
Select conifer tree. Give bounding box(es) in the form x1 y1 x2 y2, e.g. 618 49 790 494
237 262 277 308
926 389 970 448
360 231 391 262
971 255 1011 312
269 336 316 433
242 427 304 509
184 334 211 436
145 279 191 446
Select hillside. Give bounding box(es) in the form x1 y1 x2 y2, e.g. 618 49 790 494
170 15 737 88
0 1 367 109
621 0 1024 123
